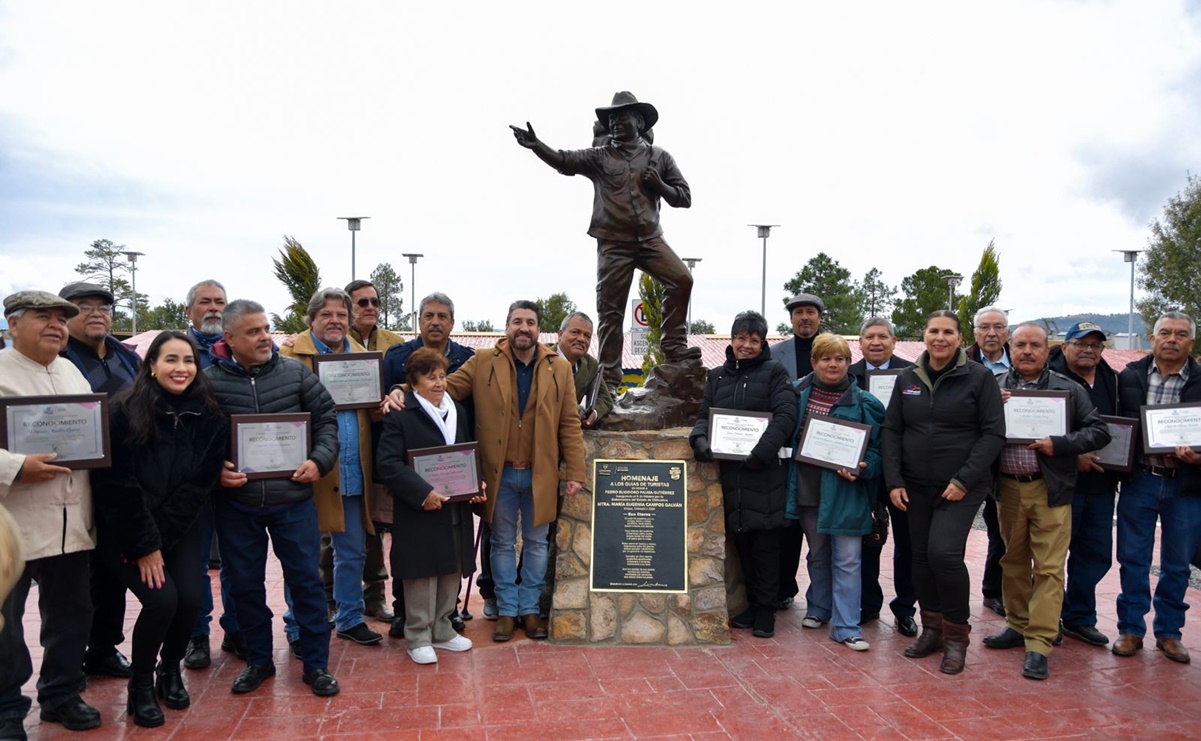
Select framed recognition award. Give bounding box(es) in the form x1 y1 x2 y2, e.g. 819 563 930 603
0 394 110 469
865 369 903 406
1096 415 1138 473
312 351 385 410
707 408 772 461
1140 402 1201 454
230 413 312 480
795 414 872 472
407 442 482 502
1004 389 1070 443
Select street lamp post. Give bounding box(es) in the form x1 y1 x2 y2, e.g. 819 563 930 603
682 257 702 334
337 216 370 279
1115 250 1142 348
944 273 963 311
748 225 779 316
121 250 145 334
402 253 424 332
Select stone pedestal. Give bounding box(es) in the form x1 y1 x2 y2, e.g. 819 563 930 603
550 428 732 646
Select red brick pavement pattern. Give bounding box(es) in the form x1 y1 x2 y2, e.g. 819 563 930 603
16 529 1201 740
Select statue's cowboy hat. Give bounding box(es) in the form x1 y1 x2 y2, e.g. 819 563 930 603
596 91 659 133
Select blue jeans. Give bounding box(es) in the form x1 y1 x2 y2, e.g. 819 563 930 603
1061 489 1115 628
1116 472 1201 640
193 503 240 637
490 467 548 617
801 508 863 640
286 495 366 637
215 497 330 672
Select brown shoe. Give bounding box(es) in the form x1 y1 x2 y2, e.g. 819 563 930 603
1112 633 1143 657
939 620 971 675
492 616 516 643
364 604 395 623
521 614 548 640
904 609 944 659
1156 637 1191 664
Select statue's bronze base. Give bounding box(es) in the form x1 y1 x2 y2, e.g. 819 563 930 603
601 358 707 431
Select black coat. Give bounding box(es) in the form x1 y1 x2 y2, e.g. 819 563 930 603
92 391 227 561
205 349 339 508
1047 345 1123 495
882 348 1006 497
375 391 477 579
690 344 798 532
1119 353 1201 496
997 369 1111 507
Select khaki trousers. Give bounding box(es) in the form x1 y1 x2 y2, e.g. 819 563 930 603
402 573 460 648
997 477 1072 655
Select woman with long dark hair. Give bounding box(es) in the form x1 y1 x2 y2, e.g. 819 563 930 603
882 310 1005 674
92 331 227 726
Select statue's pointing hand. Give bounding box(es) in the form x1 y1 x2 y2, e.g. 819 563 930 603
510 122 538 148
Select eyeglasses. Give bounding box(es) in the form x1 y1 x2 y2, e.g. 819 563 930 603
76 303 113 315
1069 341 1103 351
356 298 381 308
974 324 1007 332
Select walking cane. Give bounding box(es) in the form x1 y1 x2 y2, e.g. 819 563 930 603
460 518 484 620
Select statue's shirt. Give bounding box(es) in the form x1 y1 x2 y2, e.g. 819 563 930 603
556 140 691 242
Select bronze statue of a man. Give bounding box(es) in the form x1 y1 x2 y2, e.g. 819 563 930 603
511 91 700 390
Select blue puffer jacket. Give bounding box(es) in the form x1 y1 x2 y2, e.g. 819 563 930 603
786 376 885 536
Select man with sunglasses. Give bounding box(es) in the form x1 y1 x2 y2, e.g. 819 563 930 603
340 280 405 625
57 282 142 683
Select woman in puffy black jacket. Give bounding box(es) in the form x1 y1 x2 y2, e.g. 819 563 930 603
690 311 797 638
92 331 227 727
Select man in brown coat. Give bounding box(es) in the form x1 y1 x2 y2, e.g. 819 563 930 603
444 300 586 641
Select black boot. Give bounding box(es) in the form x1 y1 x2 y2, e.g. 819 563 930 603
127 674 164 728
156 663 191 709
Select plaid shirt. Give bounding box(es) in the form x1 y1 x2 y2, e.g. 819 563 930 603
999 376 1042 475
1145 360 1190 467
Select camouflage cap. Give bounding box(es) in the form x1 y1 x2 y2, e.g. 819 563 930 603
3 290 81 319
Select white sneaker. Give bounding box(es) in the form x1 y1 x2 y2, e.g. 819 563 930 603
432 634 473 652
407 646 437 665
801 615 827 629
840 636 870 651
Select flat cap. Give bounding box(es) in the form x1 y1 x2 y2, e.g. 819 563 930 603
785 293 825 312
3 290 81 318
59 281 115 305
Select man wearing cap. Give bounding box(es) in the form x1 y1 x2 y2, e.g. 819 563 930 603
1113 311 1201 664
769 292 825 609
1048 322 1122 647
0 291 103 737
510 91 701 390
848 317 919 637
965 305 1012 618
57 282 142 682
982 323 1109 681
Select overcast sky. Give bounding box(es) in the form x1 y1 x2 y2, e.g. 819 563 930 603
2 1 1199 333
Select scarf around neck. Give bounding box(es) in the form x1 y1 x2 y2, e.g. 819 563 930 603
415 391 457 446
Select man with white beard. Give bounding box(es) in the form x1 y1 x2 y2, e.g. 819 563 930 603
185 280 228 369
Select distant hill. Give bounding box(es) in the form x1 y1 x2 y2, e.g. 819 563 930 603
1019 312 1144 338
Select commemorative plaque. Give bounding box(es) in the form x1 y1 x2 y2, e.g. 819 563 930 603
865 369 903 407
1096 415 1138 473
1141 402 1201 454
708 408 771 461
0 394 110 469
795 414 872 472
407 442 482 502
1004 389 1070 443
313 351 385 409
230 413 311 480
590 459 687 593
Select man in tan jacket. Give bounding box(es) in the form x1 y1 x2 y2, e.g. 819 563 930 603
444 300 586 641
0 291 102 737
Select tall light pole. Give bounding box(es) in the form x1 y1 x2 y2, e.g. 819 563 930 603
944 273 963 311
748 225 779 316
1115 249 1142 348
337 216 370 279
402 253 423 332
121 250 145 335
682 257 702 334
